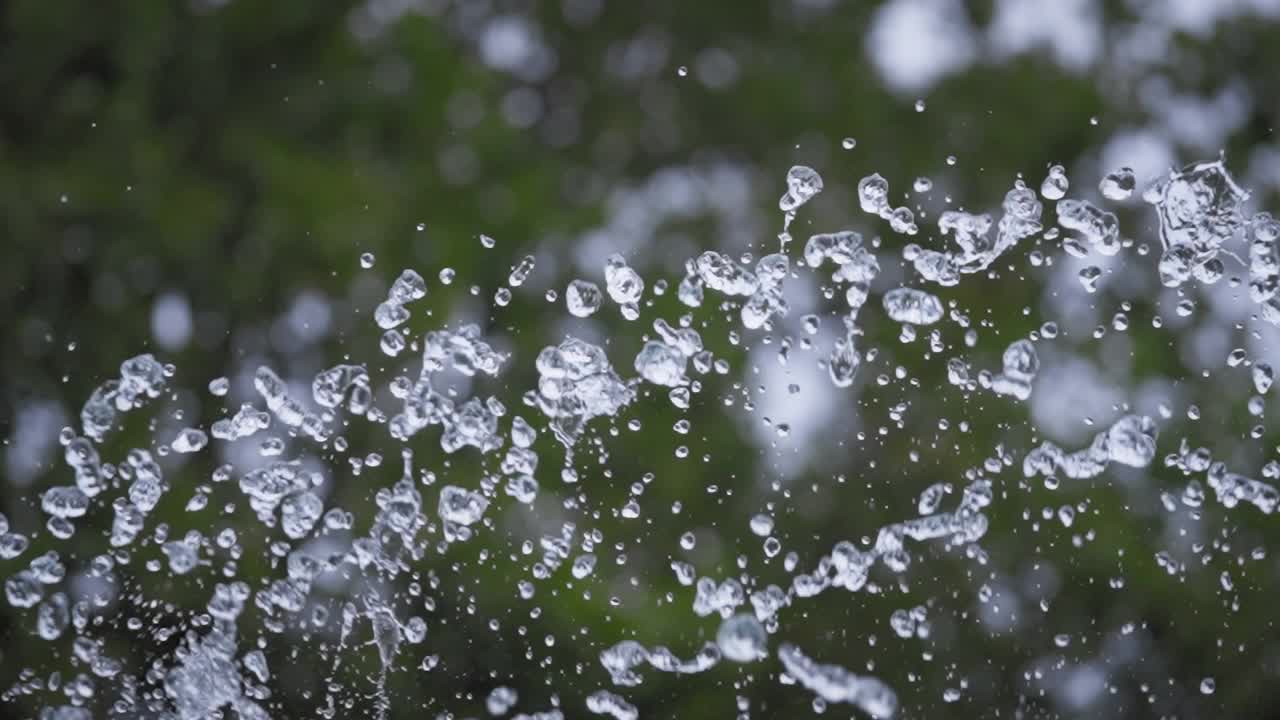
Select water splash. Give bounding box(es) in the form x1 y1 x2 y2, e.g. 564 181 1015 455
7 156 1280 719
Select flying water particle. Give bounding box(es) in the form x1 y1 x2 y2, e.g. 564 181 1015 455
989 339 1039 401
749 513 774 537
1204 461 1279 515
208 376 230 396
36 592 69 640
882 287 944 326
374 269 428 330
254 366 328 442
907 180 1042 284
1024 415 1158 480
487 687 518 716
677 259 705 307
828 332 861 388
1247 212 1280 323
572 554 597 579
887 206 918 235
511 415 537 448
586 690 638 720
566 279 603 317
388 324 508 444
632 342 689 389
381 330 406 356
313 364 373 415
693 576 746 617
1253 363 1274 394
1099 167 1136 200
695 251 759 296
741 253 790 329
280 491 324 539
890 606 930 640
1058 199 1121 256
505 474 538 504
917 483 946 515
939 210 993 266
80 353 168 442
776 644 897 719
439 485 489 526
163 537 200 575
534 337 634 448
212 404 271 442
779 165 824 213
41 486 89 521
172 427 210 454
6 570 43 607
1078 266 1102 293
1040 164 1068 200
360 252 376 268
0 530 27 560
604 254 645 314
1147 158 1248 288
508 255 536 287
716 614 768 662
857 173 891 217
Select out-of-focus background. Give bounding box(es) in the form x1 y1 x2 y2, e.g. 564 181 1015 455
4 0 1280 718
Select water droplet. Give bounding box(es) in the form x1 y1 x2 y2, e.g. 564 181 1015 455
716 614 768 662
1099 167 1136 201
566 279 603 317
1041 164 1069 200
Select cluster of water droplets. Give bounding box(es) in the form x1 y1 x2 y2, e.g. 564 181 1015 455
905 179 1043 285
1147 158 1248 289
6 151 1280 719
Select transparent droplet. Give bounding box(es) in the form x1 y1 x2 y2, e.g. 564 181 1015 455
1040 164 1069 200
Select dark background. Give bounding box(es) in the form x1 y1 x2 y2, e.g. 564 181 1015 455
3 0 1280 718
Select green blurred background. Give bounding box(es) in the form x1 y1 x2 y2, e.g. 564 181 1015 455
4 0 1280 718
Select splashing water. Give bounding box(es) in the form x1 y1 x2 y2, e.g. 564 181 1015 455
1040 164 1069 201
882 287 944 326
8 152 1280 720
777 644 897 719
1099 166 1136 201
